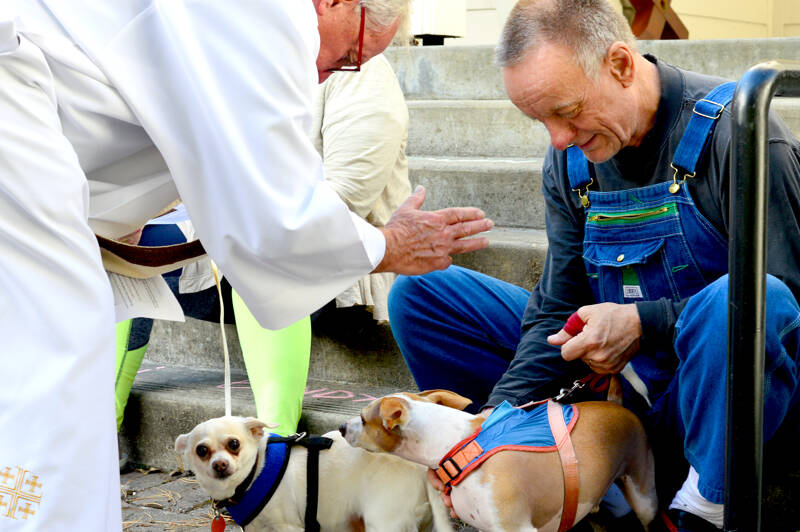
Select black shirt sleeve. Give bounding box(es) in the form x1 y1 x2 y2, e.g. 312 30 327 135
485 154 596 408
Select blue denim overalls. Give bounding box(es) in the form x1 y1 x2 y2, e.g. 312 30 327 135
566 82 800 502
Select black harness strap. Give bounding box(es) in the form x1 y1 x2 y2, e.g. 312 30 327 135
267 434 334 531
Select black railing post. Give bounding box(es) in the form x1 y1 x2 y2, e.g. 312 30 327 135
727 60 800 532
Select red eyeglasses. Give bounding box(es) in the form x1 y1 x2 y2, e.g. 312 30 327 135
329 5 365 72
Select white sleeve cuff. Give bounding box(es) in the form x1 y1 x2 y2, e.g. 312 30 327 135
350 211 385 270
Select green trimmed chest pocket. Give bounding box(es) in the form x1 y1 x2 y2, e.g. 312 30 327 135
582 200 711 303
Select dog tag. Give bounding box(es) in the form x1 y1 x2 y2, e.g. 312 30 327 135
211 515 226 532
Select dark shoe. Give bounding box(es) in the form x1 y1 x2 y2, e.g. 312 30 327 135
658 509 720 532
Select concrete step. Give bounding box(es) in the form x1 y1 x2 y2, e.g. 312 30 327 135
409 156 545 229
406 98 800 159
407 100 548 158
121 361 412 471
386 38 800 101
451 227 547 291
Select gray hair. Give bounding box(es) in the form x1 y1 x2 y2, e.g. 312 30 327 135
360 0 412 42
496 0 635 78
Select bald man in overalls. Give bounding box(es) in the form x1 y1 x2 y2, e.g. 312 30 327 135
388 1 800 530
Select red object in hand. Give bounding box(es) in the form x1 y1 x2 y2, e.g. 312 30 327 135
211 515 226 532
562 312 585 337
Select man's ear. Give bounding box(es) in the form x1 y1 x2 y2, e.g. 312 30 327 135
418 389 473 411
379 397 409 431
175 434 189 454
244 418 274 440
605 41 635 88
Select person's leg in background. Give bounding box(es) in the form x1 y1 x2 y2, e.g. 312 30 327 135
113 223 183 446
0 32 120 529
114 319 153 433
233 291 310 435
387 265 530 412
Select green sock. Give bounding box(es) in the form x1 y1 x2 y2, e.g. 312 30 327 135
114 320 148 431
232 290 311 436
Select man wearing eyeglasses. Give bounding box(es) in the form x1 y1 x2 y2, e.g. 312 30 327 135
0 1 492 529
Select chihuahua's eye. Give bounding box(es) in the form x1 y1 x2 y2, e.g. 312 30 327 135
196 444 209 458
227 439 240 452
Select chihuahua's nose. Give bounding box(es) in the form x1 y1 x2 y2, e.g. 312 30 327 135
338 423 347 437
212 460 228 474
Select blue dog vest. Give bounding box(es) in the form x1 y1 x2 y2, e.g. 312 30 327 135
435 400 578 490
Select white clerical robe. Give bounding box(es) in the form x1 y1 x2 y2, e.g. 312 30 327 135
0 2 384 529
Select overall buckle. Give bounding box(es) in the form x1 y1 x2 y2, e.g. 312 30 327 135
693 99 726 120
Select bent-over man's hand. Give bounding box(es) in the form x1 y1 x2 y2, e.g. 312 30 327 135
375 185 493 275
547 303 642 374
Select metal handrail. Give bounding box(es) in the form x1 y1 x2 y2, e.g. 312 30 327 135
727 60 800 532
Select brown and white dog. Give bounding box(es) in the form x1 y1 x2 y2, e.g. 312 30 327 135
175 416 454 531
339 390 658 532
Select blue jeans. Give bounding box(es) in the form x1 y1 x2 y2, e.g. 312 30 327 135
389 267 800 502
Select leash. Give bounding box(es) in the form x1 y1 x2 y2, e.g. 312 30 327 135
210 261 232 416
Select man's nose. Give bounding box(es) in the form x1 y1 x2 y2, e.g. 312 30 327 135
545 120 575 152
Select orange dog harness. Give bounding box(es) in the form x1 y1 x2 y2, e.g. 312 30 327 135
435 400 581 532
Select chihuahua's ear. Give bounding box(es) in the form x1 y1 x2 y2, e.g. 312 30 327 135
244 418 277 439
418 389 473 411
379 397 409 431
175 433 189 454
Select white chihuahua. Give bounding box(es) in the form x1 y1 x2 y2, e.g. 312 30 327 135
175 415 454 532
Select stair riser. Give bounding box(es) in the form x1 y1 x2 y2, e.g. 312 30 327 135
409 158 545 229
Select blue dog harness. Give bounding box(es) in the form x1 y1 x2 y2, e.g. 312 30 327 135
435 400 578 489
435 400 581 532
218 433 333 530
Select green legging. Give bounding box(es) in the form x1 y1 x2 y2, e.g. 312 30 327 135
114 292 311 436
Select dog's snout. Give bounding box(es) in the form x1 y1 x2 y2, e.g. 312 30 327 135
338 423 347 437
212 459 229 474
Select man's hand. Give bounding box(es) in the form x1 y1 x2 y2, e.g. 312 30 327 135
547 303 642 374
426 468 459 519
374 186 493 275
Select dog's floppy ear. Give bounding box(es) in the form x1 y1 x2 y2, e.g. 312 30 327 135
418 389 473 411
379 397 408 431
175 433 189 454
244 418 277 439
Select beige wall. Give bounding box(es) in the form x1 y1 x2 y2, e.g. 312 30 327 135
444 0 798 46
772 0 800 37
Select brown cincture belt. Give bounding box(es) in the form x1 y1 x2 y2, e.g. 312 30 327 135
96 234 206 279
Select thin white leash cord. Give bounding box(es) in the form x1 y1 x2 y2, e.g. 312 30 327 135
211 260 232 417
